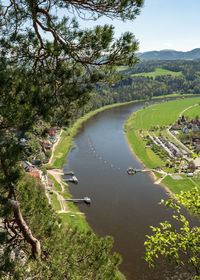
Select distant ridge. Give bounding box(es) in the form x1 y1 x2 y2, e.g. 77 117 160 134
137 48 200 61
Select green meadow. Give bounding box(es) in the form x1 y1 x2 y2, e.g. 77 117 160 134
183 104 200 119
50 193 62 211
125 97 200 194
127 97 200 130
116 66 129 71
131 67 182 78
162 175 197 194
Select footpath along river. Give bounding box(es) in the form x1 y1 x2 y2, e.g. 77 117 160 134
63 100 194 280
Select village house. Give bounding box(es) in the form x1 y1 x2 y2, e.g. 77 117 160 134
182 125 189 133
191 119 200 126
171 123 180 130
27 171 41 180
40 140 52 151
193 138 200 148
21 161 41 180
192 124 199 132
48 127 57 137
21 161 39 172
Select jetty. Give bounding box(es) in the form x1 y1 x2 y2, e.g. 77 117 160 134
64 171 74 176
65 197 91 205
63 175 78 184
127 167 152 175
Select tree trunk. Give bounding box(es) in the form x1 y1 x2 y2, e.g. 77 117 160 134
8 199 41 258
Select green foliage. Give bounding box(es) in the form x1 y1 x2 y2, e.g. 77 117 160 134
91 60 200 109
44 150 51 158
144 187 200 279
1 173 124 279
0 0 144 278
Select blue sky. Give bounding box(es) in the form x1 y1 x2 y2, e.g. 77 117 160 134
77 0 200 52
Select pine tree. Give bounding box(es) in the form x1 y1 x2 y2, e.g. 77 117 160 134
0 0 143 277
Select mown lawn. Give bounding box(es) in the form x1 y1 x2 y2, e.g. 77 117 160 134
48 174 62 192
131 67 182 79
58 212 89 231
127 97 200 130
153 171 164 180
162 175 197 194
50 193 62 211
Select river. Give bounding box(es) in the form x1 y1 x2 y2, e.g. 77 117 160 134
64 101 192 280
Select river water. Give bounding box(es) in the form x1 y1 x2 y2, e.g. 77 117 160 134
63 101 193 280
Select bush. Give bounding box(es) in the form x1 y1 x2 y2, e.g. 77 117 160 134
45 150 52 158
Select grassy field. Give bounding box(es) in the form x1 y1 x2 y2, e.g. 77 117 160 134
153 171 164 180
131 67 182 79
183 103 200 119
58 212 89 231
48 174 62 192
116 66 129 71
162 175 197 194
126 130 164 168
126 97 200 130
50 193 62 211
125 96 200 194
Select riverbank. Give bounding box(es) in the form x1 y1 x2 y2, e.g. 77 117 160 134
46 94 200 216
44 94 199 280
47 93 192 169
125 96 200 196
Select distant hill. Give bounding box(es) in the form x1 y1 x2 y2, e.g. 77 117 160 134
137 48 200 61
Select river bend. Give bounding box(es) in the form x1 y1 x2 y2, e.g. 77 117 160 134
64 101 188 280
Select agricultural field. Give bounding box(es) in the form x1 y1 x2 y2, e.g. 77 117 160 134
127 97 200 130
131 67 182 78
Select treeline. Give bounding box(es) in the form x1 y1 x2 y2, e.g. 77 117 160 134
82 60 200 112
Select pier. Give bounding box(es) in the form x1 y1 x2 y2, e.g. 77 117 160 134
65 197 91 205
63 175 78 184
64 171 74 176
127 167 152 175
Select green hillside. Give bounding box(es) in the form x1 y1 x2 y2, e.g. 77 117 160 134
131 67 182 78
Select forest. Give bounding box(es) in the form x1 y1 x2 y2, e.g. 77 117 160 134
85 60 200 112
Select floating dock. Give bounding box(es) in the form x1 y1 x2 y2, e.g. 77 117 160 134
127 167 151 175
64 171 74 176
65 197 91 205
63 175 78 184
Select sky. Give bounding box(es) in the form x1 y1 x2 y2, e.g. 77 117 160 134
77 0 200 52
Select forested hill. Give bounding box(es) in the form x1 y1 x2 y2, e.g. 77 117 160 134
137 48 200 60
81 60 200 113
